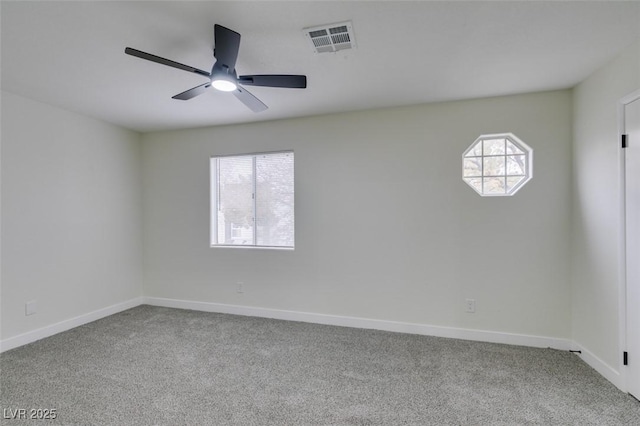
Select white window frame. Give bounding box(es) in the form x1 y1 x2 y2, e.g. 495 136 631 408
462 133 533 197
210 150 294 249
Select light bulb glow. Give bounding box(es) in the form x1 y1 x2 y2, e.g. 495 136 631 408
211 79 237 92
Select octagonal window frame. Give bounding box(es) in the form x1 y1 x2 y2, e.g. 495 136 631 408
462 133 533 197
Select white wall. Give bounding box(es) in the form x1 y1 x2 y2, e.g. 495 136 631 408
0 91 143 341
142 90 573 340
572 40 640 375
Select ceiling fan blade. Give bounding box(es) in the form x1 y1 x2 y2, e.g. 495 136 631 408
172 83 211 100
214 24 241 71
238 75 307 89
125 47 211 77
233 86 268 113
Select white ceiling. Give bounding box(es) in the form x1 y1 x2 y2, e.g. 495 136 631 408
2 1 639 133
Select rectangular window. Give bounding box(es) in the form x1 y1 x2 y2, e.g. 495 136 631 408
210 151 294 248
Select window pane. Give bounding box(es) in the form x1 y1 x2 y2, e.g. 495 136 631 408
255 152 294 247
464 177 482 194
506 140 525 155
483 156 505 176
506 176 525 193
483 177 506 194
465 141 483 157
483 138 505 156
217 156 254 245
506 155 526 176
463 157 482 177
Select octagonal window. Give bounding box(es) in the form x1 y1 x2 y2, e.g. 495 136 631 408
463 133 532 196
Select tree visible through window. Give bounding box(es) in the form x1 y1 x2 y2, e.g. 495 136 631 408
211 151 294 248
463 133 532 196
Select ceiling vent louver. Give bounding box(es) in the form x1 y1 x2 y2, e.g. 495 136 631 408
304 21 356 54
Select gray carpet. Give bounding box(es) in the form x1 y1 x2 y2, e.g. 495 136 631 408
1 305 639 425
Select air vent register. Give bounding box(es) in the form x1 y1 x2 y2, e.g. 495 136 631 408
304 21 356 54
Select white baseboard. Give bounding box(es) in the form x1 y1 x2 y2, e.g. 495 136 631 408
8 296 620 388
143 296 572 351
571 342 623 391
0 297 144 353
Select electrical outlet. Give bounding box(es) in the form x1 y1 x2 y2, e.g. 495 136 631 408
25 300 38 316
236 281 244 294
465 298 476 313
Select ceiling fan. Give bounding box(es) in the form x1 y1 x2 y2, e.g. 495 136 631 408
125 24 307 113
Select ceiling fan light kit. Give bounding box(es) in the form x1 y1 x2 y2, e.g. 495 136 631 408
125 24 307 112
211 79 237 92
211 68 238 92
